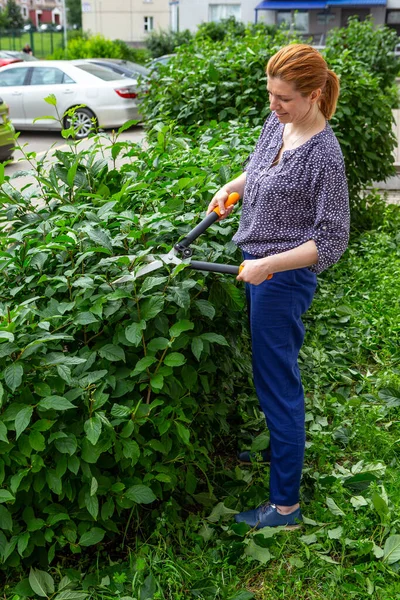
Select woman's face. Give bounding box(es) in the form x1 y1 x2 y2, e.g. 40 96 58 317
267 77 318 124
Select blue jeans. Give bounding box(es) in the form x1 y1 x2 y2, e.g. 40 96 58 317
243 251 317 505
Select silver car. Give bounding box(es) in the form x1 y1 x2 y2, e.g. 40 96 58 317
0 60 144 137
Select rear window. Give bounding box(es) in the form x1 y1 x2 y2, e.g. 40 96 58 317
119 61 149 76
75 64 123 81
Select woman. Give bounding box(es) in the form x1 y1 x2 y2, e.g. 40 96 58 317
207 44 350 529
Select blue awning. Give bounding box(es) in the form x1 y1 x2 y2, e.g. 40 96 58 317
328 0 386 5
256 0 386 8
255 1 327 8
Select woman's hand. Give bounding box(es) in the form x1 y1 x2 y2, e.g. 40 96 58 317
206 189 235 221
237 259 274 286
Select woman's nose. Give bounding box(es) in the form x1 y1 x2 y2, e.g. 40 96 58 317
269 95 280 111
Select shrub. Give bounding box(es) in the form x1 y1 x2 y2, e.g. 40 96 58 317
145 29 193 58
325 17 399 91
50 34 151 65
142 32 396 206
0 120 258 568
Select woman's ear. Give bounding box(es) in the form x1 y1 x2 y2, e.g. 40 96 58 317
310 88 322 104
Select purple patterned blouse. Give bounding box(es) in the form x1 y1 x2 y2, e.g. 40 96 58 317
232 113 350 274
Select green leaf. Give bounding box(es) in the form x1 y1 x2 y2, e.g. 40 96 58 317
54 436 77 455
0 490 14 503
383 535 400 564
0 420 8 443
140 296 164 320
15 406 34 439
0 505 12 531
244 540 271 564
85 494 99 520
195 299 215 319
44 94 57 106
200 332 228 346
131 355 157 376
169 319 194 338
326 497 345 517
38 396 76 411
0 382 4 407
327 525 343 539
150 374 164 391
84 415 102 445
74 312 99 325
29 568 55 597
79 527 105 547
147 337 169 352
34 382 52 397
176 422 191 445
98 344 126 362
191 337 204 361
0 331 14 343
54 593 88 600
250 431 270 452
125 320 146 346
138 275 168 295
125 484 156 504
4 363 24 392
206 502 239 523
164 352 186 367
230 593 255 600
18 531 30 556
57 364 72 384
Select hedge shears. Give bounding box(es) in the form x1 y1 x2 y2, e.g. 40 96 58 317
114 192 273 284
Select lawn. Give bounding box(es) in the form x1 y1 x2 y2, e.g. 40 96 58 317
0 31 64 58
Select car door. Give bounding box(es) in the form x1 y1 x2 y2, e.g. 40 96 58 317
0 66 30 126
24 66 78 128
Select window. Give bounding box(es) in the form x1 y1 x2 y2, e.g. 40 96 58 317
22 6 28 17
144 16 154 32
209 4 241 22
386 10 400 24
76 63 124 81
277 10 309 33
30 67 74 86
0 67 29 87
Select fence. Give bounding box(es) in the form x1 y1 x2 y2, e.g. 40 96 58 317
0 29 65 58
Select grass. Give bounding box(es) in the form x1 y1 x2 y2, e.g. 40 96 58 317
2 203 400 599
0 31 64 58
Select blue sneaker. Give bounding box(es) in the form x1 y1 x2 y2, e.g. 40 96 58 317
234 502 302 530
237 448 271 464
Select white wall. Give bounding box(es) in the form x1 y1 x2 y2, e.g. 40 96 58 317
178 0 260 32
82 0 170 43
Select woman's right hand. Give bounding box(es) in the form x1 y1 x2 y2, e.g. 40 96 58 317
206 188 235 220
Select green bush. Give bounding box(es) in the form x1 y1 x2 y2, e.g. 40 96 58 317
50 34 151 65
325 17 399 91
0 120 258 569
142 32 396 206
145 29 193 59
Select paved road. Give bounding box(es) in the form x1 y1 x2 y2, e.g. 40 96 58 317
4 127 145 190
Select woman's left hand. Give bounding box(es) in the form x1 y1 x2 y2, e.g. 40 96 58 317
237 259 273 285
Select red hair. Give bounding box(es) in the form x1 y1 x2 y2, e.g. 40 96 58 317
266 44 340 120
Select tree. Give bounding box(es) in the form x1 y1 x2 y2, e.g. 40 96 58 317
4 0 24 30
66 0 82 28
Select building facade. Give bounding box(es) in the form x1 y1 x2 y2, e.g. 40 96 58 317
0 0 64 27
81 0 171 43
178 0 398 43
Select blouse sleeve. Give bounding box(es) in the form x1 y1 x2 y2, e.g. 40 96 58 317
309 161 350 275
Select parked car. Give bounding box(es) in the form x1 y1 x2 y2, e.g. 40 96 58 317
148 54 176 71
0 51 38 62
0 60 145 138
0 56 22 68
82 58 150 80
0 97 16 161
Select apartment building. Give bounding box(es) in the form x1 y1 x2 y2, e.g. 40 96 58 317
82 0 170 43
0 0 64 27
178 0 399 42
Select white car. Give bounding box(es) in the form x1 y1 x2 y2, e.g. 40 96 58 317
0 60 144 138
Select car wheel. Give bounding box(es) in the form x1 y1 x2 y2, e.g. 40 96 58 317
64 107 97 139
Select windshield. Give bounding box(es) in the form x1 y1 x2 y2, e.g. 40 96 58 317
76 63 124 81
